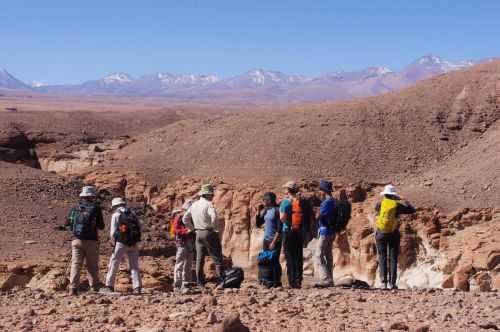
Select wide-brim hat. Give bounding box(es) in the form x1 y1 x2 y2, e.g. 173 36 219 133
282 180 299 191
198 184 215 196
319 180 333 193
111 197 126 207
380 185 399 197
79 186 97 197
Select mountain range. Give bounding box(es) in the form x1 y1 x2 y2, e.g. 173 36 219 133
0 55 493 103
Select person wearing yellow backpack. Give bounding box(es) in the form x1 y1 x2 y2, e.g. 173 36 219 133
374 185 416 290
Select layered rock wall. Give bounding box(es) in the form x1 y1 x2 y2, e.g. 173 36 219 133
81 171 500 290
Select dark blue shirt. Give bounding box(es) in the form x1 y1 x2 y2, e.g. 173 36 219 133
318 197 335 236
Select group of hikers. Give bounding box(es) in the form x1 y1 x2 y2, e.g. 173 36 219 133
63 179 416 296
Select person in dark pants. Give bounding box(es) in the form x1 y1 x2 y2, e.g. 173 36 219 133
374 185 416 290
279 181 311 289
256 192 282 287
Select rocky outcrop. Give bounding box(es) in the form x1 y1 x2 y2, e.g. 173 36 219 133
76 171 500 291
38 139 127 175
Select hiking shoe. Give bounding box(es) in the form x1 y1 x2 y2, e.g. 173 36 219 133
132 288 142 295
69 288 78 296
99 286 115 294
314 281 334 288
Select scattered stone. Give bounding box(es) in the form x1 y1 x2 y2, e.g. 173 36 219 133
389 322 409 330
212 312 250 332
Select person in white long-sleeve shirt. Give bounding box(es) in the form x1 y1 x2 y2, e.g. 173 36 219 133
100 197 143 294
183 184 224 285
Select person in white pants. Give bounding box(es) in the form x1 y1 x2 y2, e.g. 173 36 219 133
101 197 143 294
173 200 195 291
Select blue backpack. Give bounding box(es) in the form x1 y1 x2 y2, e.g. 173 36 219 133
258 249 278 266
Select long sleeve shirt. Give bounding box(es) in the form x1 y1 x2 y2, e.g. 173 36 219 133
183 197 218 231
109 207 143 240
374 200 416 217
318 197 335 236
66 201 105 241
173 213 194 245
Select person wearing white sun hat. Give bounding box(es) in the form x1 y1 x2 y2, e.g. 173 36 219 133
101 197 143 295
374 185 416 290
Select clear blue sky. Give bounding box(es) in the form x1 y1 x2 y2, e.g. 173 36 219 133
1 0 499 84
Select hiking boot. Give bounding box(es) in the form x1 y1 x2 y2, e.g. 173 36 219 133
99 286 114 294
314 281 334 288
68 288 78 296
132 288 142 295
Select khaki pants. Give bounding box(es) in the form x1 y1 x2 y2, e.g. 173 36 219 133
195 230 224 285
314 234 335 284
105 242 142 290
69 239 100 290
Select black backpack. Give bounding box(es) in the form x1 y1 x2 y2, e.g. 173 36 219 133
114 208 141 246
219 267 244 289
333 200 352 232
69 203 98 240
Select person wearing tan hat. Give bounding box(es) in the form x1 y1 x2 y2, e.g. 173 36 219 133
374 185 416 290
279 180 312 289
65 186 105 295
183 184 224 286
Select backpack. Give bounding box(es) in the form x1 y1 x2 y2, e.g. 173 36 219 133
286 197 311 232
114 208 141 246
218 267 244 289
333 200 352 232
258 264 276 288
69 203 97 240
376 198 398 233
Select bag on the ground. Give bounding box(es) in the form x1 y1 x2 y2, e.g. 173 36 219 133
69 203 98 239
257 250 278 266
333 200 352 232
258 264 276 288
219 267 244 289
114 208 141 246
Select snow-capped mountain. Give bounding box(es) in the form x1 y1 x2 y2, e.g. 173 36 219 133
139 73 220 90
222 69 306 88
414 55 476 73
401 55 477 82
0 54 489 102
316 66 394 83
0 68 31 90
102 72 133 84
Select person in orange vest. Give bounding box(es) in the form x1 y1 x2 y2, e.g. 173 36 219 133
374 185 416 290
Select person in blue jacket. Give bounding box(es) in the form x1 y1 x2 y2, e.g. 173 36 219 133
314 180 336 288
